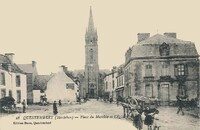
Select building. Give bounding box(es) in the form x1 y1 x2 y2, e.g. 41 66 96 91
45 66 79 103
124 33 199 105
115 64 125 99
103 67 118 100
84 7 99 98
18 61 38 104
32 75 52 103
0 53 27 104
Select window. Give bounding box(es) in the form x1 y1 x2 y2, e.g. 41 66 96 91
0 72 5 85
16 90 21 103
112 80 115 89
16 75 21 87
9 90 12 97
145 64 153 77
106 81 108 90
161 62 170 76
1 89 6 98
159 42 170 56
122 77 124 85
89 49 93 61
66 83 74 90
175 64 187 76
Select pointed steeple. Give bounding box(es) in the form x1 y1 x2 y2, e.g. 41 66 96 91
88 6 95 32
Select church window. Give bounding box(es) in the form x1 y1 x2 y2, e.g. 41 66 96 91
90 49 93 61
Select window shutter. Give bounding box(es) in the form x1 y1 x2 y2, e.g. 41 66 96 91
174 64 177 76
185 64 188 76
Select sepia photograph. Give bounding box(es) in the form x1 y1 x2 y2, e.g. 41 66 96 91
0 0 200 130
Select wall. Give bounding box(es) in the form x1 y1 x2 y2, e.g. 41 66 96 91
46 71 78 103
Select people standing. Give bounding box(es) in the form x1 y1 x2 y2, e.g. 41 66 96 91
144 107 154 130
58 100 62 106
21 99 26 113
153 110 160 130
176 96 184 115
53 101 58 115
132 109 143 130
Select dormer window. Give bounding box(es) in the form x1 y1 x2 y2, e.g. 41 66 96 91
159 42 170 56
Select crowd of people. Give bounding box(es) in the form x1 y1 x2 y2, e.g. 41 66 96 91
131 107 160 130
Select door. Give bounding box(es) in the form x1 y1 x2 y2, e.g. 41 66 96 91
161 84 169 105
145 84 153 98
89 89 95 98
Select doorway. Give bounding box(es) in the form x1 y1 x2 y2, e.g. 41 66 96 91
161 84 169 105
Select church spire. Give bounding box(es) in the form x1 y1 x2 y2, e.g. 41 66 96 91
88 6 95 32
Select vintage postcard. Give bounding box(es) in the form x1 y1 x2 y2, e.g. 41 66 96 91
0 0 200 130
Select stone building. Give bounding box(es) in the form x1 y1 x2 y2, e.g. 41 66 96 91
0 53 27 104
103 67 118 100
84 7 99 98
124 33 199 105
45 66 79 103
18 61 38 104
115 64 125 99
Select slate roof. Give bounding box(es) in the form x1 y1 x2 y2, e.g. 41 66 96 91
131 34 198 58
33 75 53 90
0 54 24 73
17 64 37 74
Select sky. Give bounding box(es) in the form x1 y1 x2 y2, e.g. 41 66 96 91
0 0 200 75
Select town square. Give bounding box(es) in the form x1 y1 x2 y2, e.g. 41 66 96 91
0 0 200 130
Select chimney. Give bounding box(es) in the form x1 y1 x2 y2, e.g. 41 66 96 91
59 66 64 72
32 61 37 67
164 32 177 38
61 65 68 73
137 33 150 43
112 66 117 73
5 53 14 64
7 64 12 72
59 65 68 73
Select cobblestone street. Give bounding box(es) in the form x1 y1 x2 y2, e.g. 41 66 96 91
1 99 199 130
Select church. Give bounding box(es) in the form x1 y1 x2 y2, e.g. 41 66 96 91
84 7 99 98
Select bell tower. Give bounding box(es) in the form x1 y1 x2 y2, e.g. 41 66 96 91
84 6 99 98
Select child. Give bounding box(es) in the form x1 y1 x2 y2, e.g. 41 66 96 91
153 110 160 130
144 107 154 130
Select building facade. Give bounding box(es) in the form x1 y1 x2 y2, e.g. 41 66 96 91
115 65 125 99
0 53 27 104
124 33 199 105
84 7 99 98
45 66 79 103
103 67 118 100
18 61 38 104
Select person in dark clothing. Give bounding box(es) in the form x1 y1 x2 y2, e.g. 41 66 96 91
109 97 113 104
132 109 143 130
53 101 58 115
21 99 26 113
176 96 184 115
58 100 62 106
144 107 154 130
